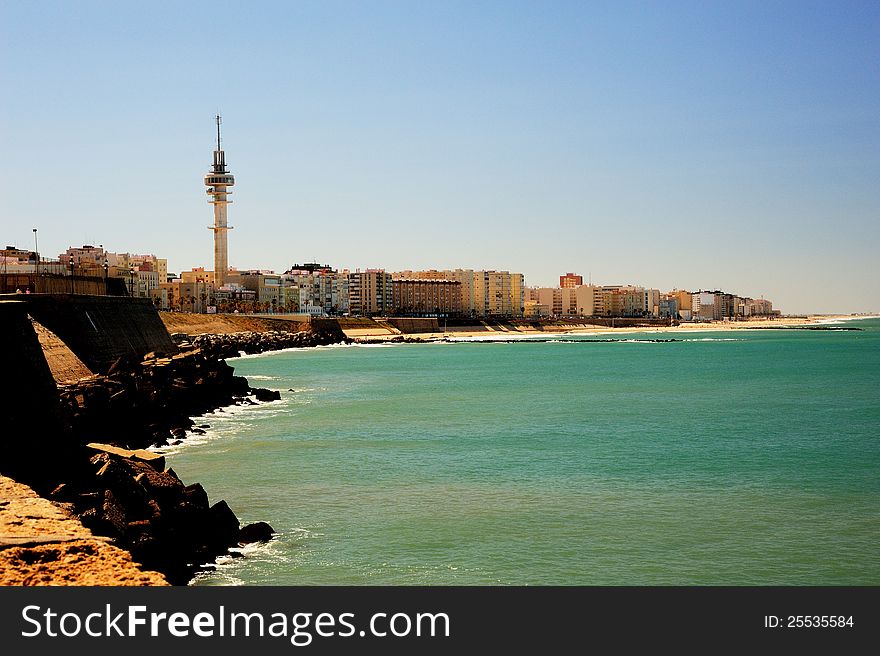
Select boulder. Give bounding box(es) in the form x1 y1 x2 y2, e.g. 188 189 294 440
125 519 152 540
101 489 127 536
252 387 281 402
133 466 184 504
208 500 240 547
238 521 275 545
182 483 210 510
86 443 166 471
94 459 149 512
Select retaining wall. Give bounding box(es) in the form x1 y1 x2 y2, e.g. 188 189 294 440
5 294 176 374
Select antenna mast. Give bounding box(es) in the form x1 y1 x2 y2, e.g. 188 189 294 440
216 114 222 151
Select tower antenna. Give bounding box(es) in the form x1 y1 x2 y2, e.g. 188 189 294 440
216 114 222 151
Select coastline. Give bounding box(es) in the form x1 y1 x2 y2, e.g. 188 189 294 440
5 309 874 586
345 314 875 343
170 314 880 586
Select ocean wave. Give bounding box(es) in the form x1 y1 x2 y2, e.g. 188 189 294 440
150 431 225 457
680 338 743 342
445 334 541 342
147 397 289 456
229 347 308 360
189 535 294 587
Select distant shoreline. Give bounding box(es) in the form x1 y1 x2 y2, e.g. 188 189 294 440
346 314 878 343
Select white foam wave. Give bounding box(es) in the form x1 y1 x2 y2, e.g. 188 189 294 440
681 338 743 342
189 537 288 587
445 334 538 342
148 397 289 456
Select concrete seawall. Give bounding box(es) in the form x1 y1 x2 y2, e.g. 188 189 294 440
0 300 66 482
7 294 177 374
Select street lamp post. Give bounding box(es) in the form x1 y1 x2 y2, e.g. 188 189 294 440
103 260 109 296
32 228 38 274
129 267 135 297
69 260 75 294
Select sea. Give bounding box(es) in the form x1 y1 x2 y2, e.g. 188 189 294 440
159 318 880 585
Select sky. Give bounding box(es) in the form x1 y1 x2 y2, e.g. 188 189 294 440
1 1 878 314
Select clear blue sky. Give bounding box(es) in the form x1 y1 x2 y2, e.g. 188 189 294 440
2 1 878 313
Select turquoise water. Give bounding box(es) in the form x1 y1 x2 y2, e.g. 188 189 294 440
165 320 880 585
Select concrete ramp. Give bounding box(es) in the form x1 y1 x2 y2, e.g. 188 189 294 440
31 318 94 383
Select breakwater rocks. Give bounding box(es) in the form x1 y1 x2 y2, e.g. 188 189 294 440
58 349 253 450
48 444 274 585
356 335 431 344
171 328 349 359
41 349 279 583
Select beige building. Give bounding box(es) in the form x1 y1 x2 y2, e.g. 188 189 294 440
575 285 599 316
134 269 160 298
181 267 217 287
523 299 551 318
240 273 286 311
474 270 524 317
529 287 578 317
692 291 721 320
283 264 349 315
741 297 773 316
392 269 523 317
394 269 478 315
392 279 462 316
668 289 693 313
349 269 393 316
173 279 211 313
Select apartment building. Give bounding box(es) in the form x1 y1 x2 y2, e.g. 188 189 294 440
349 269 393 316
392 278 462 316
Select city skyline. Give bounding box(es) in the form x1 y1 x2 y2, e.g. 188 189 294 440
2 1 878 314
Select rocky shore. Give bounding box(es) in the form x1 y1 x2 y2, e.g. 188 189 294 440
171 328 349 359
17 347 282 584
47 444 272 585
4 311 349 585
36 328 351 584
58 350 249 449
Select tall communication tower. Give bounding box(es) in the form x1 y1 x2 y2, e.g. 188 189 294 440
204 115 235 287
